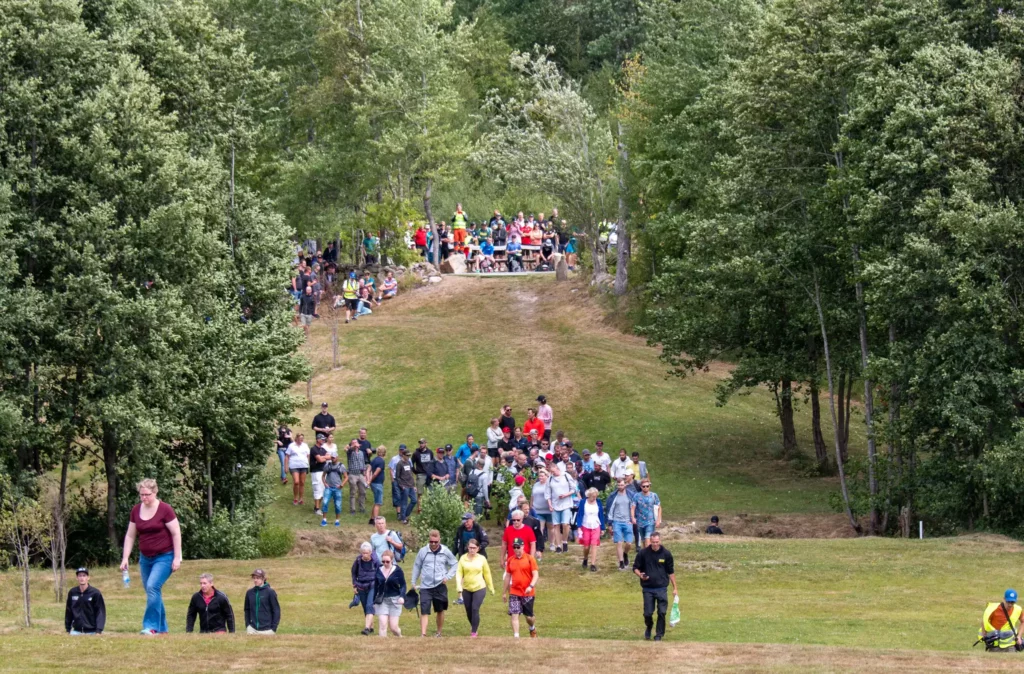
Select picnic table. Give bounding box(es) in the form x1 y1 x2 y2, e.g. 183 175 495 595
463 243 551 271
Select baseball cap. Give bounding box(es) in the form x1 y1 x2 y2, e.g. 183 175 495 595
545 453 553 461
419 437 427 443
445 444 453 450
1008 589 1018 602
502 427 511 433
595 440 604 446
582 449 591 456
321 402 328 408
316 433 326 440
398 443 407 450
711 515 719 523
75 567 89 575
461 512 474 521
512 537 525 548
251 568 266 579
536 395 546 403
514 474 525 485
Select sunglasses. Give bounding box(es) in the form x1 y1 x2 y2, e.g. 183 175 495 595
641 485 651 489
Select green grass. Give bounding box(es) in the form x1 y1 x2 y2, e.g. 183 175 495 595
272 275 847 534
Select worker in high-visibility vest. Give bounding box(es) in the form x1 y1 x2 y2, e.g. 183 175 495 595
340 271 361 324
979 589 1023 651
451 203 468 253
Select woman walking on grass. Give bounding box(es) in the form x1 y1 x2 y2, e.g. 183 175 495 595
285 433 310 505
456 539 494 637
374 550 406 637
119 479 181 635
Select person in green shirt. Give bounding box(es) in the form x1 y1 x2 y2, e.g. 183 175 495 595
363 234 378 264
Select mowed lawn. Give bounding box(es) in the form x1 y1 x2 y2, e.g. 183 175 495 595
272 275 847 532
0 534 1016 658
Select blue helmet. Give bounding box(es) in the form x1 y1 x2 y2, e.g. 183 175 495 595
1007 589 1018 603
349 271 357 279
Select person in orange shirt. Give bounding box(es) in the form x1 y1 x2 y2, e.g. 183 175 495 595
523 408 545 439
503 537 539 638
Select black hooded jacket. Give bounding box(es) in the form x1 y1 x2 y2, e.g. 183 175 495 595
65 585 106 633
244 582 281 632
186 588 235 633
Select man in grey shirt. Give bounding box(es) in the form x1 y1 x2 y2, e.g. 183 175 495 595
346 438 370 515
605 478 635 570
411 529 458 637
546 465 574 553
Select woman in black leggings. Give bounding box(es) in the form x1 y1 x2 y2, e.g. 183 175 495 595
455 539 494 637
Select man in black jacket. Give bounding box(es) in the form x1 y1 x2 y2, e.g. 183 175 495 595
65 568 105 635
632 532 678 641
186 573 235 633
244 569 281 634
453 512 489 557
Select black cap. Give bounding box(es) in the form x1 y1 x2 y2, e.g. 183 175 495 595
321 402 328 407
536 395 547 403
512 537 525 548
711 515 719 523
445 443 453 450
76 567 89 575
398 443 407 450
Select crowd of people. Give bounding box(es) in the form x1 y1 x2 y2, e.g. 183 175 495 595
412 205 579 273
290 248 399 336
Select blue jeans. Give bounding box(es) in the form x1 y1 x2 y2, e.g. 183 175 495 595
357 586 376 615
400 486 417 521
277 448 287 480
139 551 173 633
371 483 384 505
323 487 344 517
391 481 401 508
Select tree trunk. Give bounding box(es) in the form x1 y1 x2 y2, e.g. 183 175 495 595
779 378 798 456
102 422 119 555
590 234 607 276
21 545 31 627
853 246 880 534
810 272 862 535
614 121 631 295
204 429 214 520
810 379 829 472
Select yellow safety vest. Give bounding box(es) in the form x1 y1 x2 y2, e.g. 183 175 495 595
980 602 1022 650
453 211 467 229
342 279 359 300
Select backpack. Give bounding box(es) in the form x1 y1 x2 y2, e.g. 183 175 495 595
386 529 407 562
465 471 481 499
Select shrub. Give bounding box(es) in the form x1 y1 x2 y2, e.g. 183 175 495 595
258 524 295 558
489 465 535 522
410 485 466 549
184 507 261 560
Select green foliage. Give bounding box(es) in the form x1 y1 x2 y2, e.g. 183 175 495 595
410 485 466 548
257 524 295 558
185 507 262 560
488 465 534 521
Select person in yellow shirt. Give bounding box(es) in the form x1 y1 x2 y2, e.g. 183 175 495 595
455 538 494 637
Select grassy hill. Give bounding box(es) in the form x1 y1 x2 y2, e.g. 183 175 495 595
1 275 1007 671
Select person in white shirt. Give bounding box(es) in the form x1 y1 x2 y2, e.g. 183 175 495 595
323 433 339 460
485 418 503 458
545 464 574 553
592 442 612 471
535 395 553 441
575 487 606 572
285 433 311 506
611 449 635 480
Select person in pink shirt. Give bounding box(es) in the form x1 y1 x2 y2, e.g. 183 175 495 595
536 395 553 442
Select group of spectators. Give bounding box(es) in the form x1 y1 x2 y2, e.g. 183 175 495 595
290 245 399 336
412 205 579 272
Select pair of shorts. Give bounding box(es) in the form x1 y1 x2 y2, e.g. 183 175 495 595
551 509 572 525
638 523 656 540
534 512 552 523
291 467 308 475
376 596 404 618
612 521 635 544
419 584 449 614
311 472 325 499
508 595 534 617
578 526 601 546
299 313 313 326
371 482 384 505
344 298 359 310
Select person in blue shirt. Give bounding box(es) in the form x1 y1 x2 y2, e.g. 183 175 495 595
480 237 496 272
581 449 595 474
506 239 523 272
456 435 478 466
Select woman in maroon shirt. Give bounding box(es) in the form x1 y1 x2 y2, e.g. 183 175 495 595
119 478 182 634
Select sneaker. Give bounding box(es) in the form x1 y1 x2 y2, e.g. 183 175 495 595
644 629 651 641
581 558 588 568
360 627 372 636
530 630 538 638
618 561 625 571
435 632 443 638
654 636 663 642
549 544 557 552
470 632 477 638
350 510 356 515
514 634 520 639
140 629 158 636
623 553 629 566
562 543 568 553
345 319 349 324
298 499 304 505
320 519 327 527
334 520 340 527
589 565 597 573
292 499 298 506
368 518 375 525
281 478 288 485
454 597 464 606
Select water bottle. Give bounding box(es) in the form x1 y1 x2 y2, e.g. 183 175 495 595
122 569 130 589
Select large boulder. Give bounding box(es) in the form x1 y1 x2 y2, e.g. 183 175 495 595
554 253 568 281
439 255 467 274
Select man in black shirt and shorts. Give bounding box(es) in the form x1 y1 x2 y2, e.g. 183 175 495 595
632 531 677 641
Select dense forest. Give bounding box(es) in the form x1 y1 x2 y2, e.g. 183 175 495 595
4 0 1024 577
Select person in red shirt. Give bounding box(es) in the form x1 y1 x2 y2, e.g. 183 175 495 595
414 225 428 256
501 509 537 566
523 408 545 439
503 538 539 638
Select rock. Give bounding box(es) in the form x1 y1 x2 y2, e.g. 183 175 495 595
439 255 467 274
554 253 568 281
591 272 614 291
428 275 442 284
